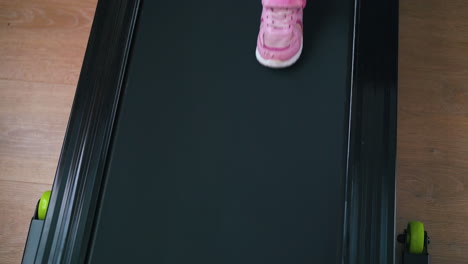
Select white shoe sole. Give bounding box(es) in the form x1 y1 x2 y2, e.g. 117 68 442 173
256 39 303 69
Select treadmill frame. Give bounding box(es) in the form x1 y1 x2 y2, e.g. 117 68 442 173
26 0 399 263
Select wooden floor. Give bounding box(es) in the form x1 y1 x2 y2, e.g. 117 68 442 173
397 0 468 263
1 0 467 263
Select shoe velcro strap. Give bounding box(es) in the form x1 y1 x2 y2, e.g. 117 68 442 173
262 0 306 8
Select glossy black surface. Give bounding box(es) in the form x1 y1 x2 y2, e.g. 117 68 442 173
88 0 353 263
344 0 398 262
33 0 140 263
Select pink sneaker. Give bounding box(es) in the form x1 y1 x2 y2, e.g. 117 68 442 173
256 0 306 69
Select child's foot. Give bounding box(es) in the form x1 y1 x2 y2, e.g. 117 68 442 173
256 0 306 69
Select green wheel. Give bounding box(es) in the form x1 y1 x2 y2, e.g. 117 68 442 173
407 221 425 254
38 191 51 220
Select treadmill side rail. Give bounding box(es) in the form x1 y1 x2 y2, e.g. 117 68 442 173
21 219 44 264
402 252 430 264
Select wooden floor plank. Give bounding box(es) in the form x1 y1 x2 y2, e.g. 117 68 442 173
0 79 75 184
397 0 468 262
0 1 96 85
